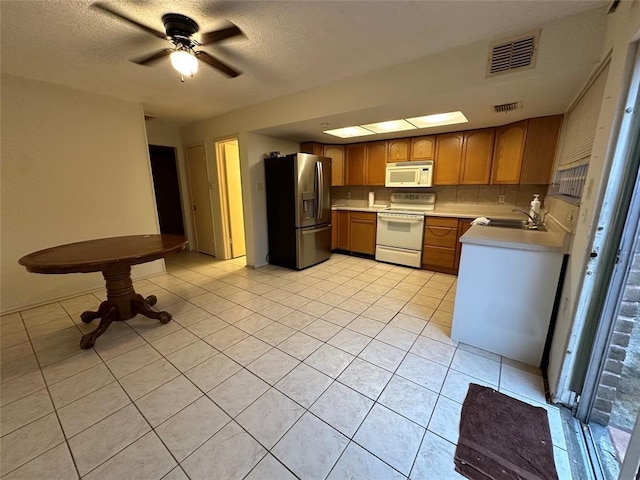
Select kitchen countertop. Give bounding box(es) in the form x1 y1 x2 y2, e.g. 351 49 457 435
460 223 570 253
332 202 570 253
331 203 527 220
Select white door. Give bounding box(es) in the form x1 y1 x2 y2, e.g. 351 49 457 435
186 145 215 256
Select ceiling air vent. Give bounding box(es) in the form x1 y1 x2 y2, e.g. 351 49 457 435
487 31 539 78
493 101 522 113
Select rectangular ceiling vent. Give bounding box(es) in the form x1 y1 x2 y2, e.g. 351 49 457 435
493 101 522 113
487 31 539 77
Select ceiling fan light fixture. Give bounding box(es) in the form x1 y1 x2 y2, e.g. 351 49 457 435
170 49 198 76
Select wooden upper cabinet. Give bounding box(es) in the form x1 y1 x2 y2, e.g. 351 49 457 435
520 115 563 185
460 128 495 185
365 141 387 185
324 145 345 186
387 138 410 163
492 121 528 184
410 136 435 161
345 143 366 185
434 133 464 185
300 142 324 155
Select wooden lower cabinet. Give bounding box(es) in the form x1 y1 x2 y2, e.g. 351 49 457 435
422 217 458 273
422 216 473 274
331 211 338 250
336 211 350 250
332 210 376 255
349 212 377 255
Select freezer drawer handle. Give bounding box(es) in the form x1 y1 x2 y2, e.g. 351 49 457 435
301 225 331 235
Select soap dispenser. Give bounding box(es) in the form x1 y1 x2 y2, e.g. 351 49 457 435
529 194 541 220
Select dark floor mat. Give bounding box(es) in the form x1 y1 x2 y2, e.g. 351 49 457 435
454 383 558 480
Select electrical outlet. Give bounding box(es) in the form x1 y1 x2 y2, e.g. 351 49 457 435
346 191 351 200
498 194 505 204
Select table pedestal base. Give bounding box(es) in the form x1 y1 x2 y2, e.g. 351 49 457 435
79 266 172 349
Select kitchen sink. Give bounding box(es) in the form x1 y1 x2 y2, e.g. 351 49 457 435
486 219 548 232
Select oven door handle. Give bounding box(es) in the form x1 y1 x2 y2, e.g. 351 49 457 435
377 215 424 223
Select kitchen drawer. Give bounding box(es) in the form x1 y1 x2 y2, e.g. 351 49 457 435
349 211 376 222
424 226 457 248
425 217 459 228
423 246 456 269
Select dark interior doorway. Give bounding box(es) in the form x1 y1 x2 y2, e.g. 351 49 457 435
149 145 185 236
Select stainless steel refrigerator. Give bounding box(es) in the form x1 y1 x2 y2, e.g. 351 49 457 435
264 153 332 270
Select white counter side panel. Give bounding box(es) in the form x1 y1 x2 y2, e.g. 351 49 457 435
451 243 564 366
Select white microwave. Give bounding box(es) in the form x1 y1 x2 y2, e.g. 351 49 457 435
385 161 434 187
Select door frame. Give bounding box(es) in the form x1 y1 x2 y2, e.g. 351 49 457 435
214 137 246 259
571 42 640 414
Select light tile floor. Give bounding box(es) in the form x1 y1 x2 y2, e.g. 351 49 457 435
0 252 573 479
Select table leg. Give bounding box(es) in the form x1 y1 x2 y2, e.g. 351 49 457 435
78 266 172 349
132 295 172 324
80 306 117 349
80 300 110 324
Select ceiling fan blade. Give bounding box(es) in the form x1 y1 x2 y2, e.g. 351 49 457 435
132 49 173 65
199 25 243 45
195 51 241 78
92 2 167 40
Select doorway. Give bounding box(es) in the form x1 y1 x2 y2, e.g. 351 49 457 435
186 145 216 256
571 44 640 479
215 138 246 259
148 145 185 236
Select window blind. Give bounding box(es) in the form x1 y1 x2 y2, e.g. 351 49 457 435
556 62 610 170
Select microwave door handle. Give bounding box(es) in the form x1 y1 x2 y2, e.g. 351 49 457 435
316 162 323 219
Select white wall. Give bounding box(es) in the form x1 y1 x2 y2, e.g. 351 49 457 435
547 2 640 401
0 75 162 313
145 119 195 249
244 134 300 267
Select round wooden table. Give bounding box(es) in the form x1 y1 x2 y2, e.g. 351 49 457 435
19 234 188 349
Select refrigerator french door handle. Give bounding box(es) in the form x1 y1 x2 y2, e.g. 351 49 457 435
316 162 323 220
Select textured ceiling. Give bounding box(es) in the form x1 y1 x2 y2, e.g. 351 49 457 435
1 0 607 126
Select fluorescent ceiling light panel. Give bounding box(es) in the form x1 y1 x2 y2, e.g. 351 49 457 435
323 126 376 138
360 119 417 134
406 111 468 128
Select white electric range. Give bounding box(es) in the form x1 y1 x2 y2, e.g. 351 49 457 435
375 193 435 268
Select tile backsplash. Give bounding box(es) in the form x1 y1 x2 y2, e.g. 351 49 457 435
332 185 548 207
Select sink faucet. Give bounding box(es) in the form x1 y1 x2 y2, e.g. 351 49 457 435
512 209 543 228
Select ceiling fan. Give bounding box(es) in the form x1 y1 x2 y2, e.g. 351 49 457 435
92 2 244 79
